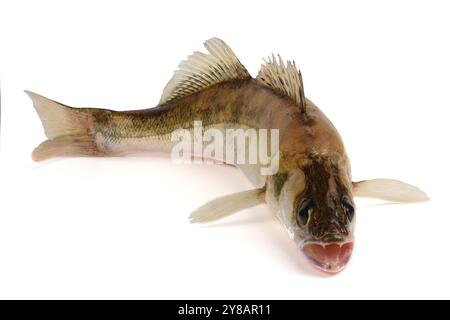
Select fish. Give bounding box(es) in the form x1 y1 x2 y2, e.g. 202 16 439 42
26 38 428 274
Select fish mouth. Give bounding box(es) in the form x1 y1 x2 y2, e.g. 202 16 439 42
301 240 354 274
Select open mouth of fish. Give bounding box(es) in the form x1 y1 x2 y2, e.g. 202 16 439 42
301 240 354 274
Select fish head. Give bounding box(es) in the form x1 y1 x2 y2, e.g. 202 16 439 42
278 155 355 273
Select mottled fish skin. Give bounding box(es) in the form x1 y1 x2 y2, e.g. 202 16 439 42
93 79 348 178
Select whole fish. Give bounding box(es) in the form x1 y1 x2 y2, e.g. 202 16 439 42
26 38 428 273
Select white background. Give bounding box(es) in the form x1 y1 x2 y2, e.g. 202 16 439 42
1 0 449 299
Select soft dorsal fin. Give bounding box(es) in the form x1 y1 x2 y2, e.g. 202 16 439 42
256 54 306 114
159 38 251 104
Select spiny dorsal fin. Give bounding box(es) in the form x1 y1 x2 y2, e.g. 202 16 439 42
159 38 251 104
256 54 306 114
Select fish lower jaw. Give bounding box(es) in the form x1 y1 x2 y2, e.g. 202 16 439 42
306 256 349 274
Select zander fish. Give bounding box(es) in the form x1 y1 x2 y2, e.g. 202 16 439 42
26 38 428 273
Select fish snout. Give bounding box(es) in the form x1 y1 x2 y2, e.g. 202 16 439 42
302 242 354 274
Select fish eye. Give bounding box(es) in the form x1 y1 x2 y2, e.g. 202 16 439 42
342 198 355 221
297 199 313 226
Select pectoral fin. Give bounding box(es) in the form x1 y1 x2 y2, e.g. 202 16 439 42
237 164 267 188
189 187 266 223
352 179 429 203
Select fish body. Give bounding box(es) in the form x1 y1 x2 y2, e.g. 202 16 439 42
27 38 428 273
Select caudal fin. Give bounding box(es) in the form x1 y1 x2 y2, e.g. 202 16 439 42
25 91 103 161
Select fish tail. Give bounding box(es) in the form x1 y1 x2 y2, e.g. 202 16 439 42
25 90 104 161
